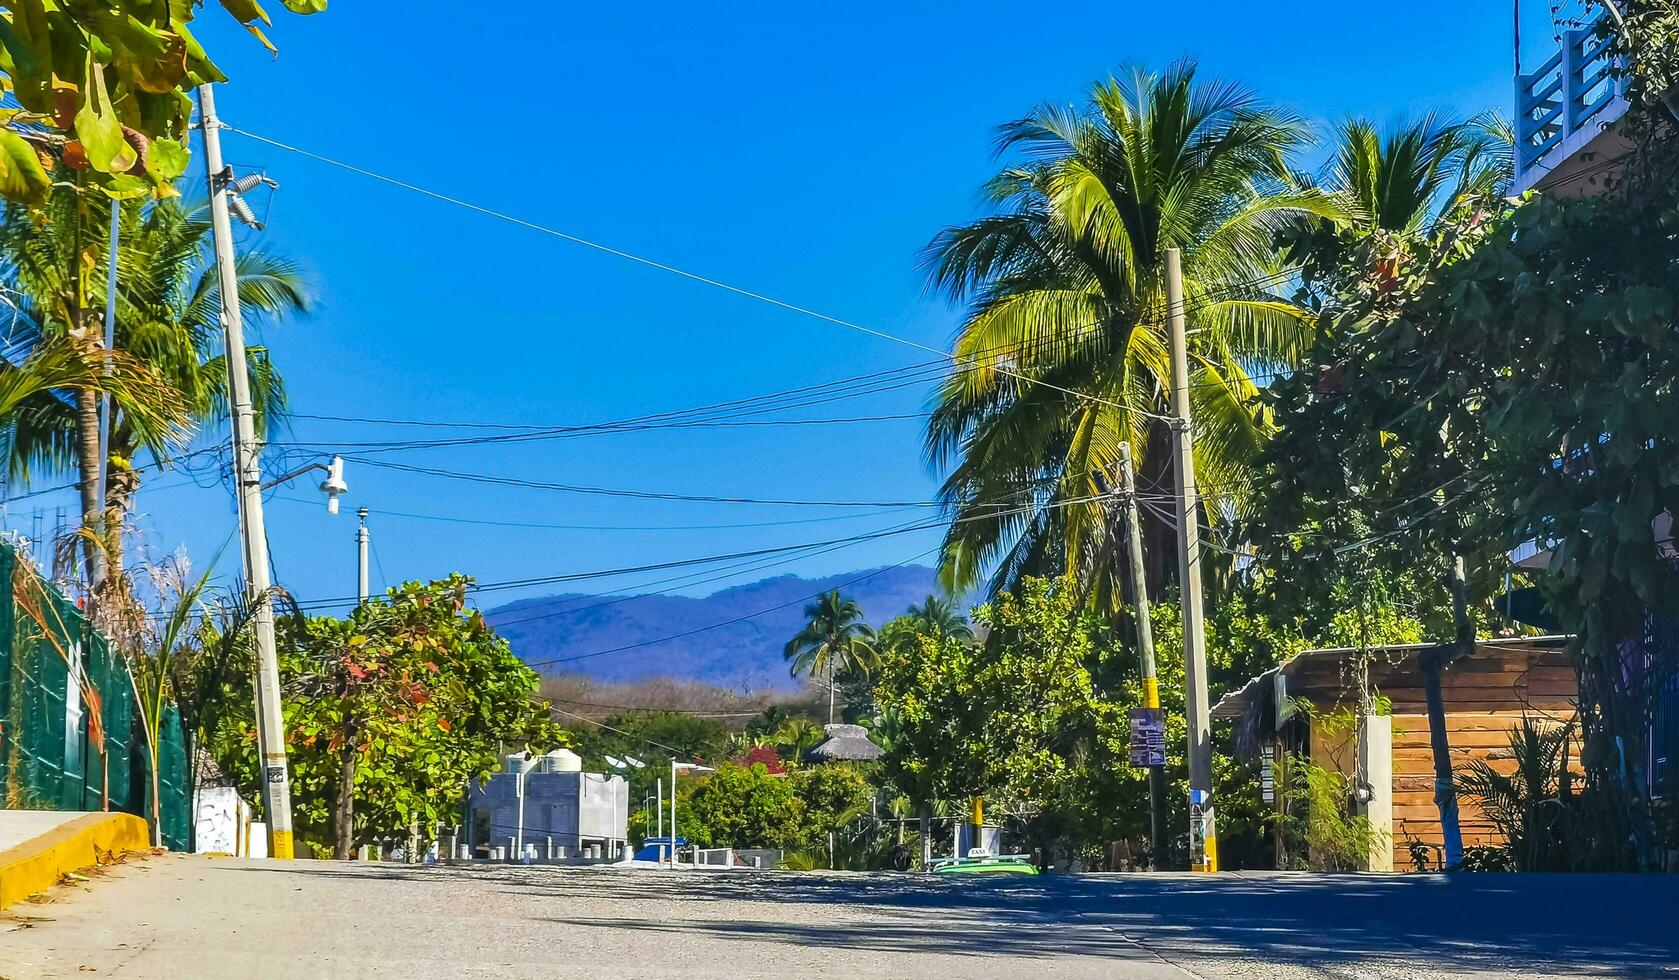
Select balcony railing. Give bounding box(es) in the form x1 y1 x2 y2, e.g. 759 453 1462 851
1516 11 1629 181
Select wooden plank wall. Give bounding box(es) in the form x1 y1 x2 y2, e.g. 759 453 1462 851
1384 649 1577 869
1288 646 1577 870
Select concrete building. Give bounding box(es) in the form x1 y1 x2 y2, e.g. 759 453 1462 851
464 749 629 861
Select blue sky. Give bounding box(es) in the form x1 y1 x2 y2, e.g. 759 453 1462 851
8 2 1553 616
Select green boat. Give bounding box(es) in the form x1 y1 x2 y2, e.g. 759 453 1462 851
929 849 1039 876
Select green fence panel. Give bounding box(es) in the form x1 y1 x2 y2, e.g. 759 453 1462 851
0 538 192 850
141 705 191 850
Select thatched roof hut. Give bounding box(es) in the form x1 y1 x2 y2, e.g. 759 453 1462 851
804 723 884 762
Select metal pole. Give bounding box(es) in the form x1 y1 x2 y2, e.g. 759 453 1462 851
515 762 527 860
197 83 294 860
1117 441 1170 870
669 759 677 868
94 200 118 569
1165 248 1217 873
356 507 369 605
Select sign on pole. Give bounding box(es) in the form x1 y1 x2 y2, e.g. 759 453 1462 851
1128 708 1166 767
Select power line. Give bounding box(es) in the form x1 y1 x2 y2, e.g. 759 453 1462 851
524 545 943 669
268 494 916 532
226 125 1163 418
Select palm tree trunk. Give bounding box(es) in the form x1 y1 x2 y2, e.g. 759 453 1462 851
827 660 835 725
74 384 104 591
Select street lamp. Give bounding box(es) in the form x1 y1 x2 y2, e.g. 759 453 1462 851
668 760 714 868
510 752 546 862
605 755 644 861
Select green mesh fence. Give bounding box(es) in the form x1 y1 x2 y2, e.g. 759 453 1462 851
0 538 190 848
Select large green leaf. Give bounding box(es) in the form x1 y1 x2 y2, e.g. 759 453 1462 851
73 59 138 174
147 136 190 181
279 0 328 12
0 128 50 204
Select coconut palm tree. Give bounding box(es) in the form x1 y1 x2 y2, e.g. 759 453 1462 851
0 190 308 591
784 590 878 724
923 61 1347 605
905 594 972 641
1323 111 1512 237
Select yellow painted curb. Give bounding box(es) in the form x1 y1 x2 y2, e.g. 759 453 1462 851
0 812 150 910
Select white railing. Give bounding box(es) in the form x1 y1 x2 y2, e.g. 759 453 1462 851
1516 11 1628 178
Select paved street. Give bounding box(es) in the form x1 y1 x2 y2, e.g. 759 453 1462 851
1 856 1675 979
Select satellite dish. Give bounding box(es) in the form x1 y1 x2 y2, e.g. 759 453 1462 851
605 755 626 770
624 756 646 769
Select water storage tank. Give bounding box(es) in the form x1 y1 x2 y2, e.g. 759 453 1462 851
543 748 583 773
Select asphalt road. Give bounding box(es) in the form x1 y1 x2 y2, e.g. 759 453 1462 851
2 856 1675 979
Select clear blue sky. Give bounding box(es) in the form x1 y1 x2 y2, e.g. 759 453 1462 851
8 2 1552 616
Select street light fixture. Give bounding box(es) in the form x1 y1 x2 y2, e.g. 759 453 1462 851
668 760 715 868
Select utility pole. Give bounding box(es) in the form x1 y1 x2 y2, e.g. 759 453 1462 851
198 83 294 860
1165 247 1217 873
1117 441 1169 870
356 507 370 605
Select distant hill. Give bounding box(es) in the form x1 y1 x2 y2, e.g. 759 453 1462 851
485 565 944 691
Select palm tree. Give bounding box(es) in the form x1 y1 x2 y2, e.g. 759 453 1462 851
905 594 972 641
1323 111 1512 237
784 590 878 724
923 61 1346 605
772 717 827 759
0 190 308 592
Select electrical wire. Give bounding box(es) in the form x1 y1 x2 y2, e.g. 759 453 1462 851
225 125 1171 419
524 545 944 669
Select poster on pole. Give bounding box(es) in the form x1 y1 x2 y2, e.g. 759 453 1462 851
1127 708 1166 767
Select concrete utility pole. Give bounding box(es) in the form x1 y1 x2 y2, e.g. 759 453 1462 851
356 508 370 605
198 83 294 860
1117 441 1169 870
1165 248 1217 873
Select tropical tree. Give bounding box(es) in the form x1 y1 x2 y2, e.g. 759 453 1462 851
923 60 1346 606
784 590 877 723
0 1 324 205
0 189 308 590
905 594 972 640
1320 113 1511 238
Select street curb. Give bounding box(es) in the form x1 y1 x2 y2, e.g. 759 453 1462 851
0 812 149 910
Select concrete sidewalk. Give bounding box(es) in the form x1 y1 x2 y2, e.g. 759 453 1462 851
1 856 1675 978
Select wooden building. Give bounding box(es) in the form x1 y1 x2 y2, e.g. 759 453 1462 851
1212 638 1577 871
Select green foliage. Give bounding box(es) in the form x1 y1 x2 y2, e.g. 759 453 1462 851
0 190 308 495
681 762 802 849
0 0 325 204
1604 0 1679 113
1276 754 1386 871
1455 717 1582 872
1458 844 1516 872
922 60 1348 602
1256 125 1679 867
785 590 877 722
211 575 564 852
677 761 873 854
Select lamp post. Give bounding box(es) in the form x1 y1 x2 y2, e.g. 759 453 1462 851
669 761 714 867
512 753 543 862
605 755 644 861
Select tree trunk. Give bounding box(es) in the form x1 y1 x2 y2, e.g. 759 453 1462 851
73 384 103 594
333 726 357 860
918 804 931 870
827 660 835 725
1420 556 1474 870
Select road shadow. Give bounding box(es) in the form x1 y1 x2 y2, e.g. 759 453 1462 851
222 862 1679 976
